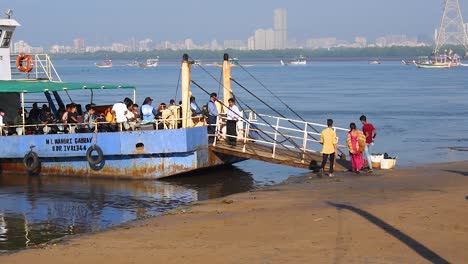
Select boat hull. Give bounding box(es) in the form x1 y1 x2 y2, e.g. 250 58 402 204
0 127 244 179
416 63 450 69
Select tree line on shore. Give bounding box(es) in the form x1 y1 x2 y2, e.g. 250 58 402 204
51 45 466 60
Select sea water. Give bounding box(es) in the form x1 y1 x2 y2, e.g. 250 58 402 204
1 59 467 251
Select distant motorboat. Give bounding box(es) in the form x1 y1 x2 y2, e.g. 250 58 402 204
127 60 139 67
95 58 112 68
281 56 307 66
139 57 159 68
368 59 381 65
289 56 307 65
401 60 415 65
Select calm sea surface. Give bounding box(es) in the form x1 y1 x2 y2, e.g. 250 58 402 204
1 59 468 251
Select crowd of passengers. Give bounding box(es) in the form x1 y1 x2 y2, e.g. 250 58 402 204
0 95 205 136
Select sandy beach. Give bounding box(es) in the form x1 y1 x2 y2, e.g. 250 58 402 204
1 161 468 263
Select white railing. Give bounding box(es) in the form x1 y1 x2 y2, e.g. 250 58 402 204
10 53 62 82
0 114 206 136
210 110 349 162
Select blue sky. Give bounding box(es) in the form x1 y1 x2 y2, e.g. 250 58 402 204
1 0 463 46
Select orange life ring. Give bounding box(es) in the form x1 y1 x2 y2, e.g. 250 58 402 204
16 54 34 73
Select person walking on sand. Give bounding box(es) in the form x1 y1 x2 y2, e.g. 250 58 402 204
318 119 337 177
347 122 366 174
360 115 377 173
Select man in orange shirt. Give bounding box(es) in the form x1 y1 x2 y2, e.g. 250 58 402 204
318 119 337 177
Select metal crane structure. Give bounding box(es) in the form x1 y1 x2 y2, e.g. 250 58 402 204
435 0 468 55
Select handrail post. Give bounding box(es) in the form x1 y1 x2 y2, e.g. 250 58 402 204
272 117 280 158
213 115 219 146
301 122 308 163
242 111 252 152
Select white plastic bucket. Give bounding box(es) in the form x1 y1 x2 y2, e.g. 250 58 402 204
371 154 384 163
380 158 397 169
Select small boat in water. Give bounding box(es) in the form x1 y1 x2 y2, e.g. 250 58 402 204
95 57 112 68
281 56 307 66
401 60 415 65
139 57 159 68
127 59 139 67
368 59 381 65
290 56 307 65
415 55 450 69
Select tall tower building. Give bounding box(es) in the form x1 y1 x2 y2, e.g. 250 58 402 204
273 8 287 49
73 38 85 53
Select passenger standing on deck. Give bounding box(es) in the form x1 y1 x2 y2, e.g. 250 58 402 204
112 100 128 131
207 93 219 144
347 122 366 174
226 98 240 146
318 119 337 177
360 115 377 173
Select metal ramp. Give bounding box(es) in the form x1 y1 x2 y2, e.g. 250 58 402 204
209 111 351 172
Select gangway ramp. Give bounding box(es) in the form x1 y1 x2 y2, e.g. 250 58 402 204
209 111 351 172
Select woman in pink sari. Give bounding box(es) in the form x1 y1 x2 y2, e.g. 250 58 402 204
346 123 366 174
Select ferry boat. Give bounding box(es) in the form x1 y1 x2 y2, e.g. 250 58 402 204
139 57 159 68
0 16 243 179
414 53 461 69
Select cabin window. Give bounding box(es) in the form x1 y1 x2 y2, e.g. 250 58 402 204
1 31 12 48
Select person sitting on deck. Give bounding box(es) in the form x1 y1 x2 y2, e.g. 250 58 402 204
40 107 58 134
190 96 201 116
67 104 79 133
81 106 97 133
13 107 27 135
28 103 41 124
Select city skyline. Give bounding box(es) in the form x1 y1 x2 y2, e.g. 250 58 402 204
2 0 466 46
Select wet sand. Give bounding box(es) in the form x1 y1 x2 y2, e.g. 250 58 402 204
2 161 468 263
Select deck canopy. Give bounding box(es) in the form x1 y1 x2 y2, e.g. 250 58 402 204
0 80 135 93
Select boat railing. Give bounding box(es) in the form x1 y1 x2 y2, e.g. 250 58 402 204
209 110 348 161
10 53 62 82
0 114 208 136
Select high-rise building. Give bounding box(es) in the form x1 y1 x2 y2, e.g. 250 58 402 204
73 38 85 53
254 28 274 50
273 8 287 49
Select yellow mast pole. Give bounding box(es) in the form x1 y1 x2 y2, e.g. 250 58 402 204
222 53 232 113
181 54 192 128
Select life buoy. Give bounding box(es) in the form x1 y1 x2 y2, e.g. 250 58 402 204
23 151 40 172
16 54 34 73
86 145 104 165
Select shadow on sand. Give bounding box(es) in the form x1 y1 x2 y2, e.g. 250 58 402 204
443 170 468 177
327 202 449 264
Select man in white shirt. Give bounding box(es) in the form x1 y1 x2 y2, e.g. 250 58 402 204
226 98 241 146
112 101 128 131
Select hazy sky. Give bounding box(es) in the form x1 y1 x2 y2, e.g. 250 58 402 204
1 0 464 46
